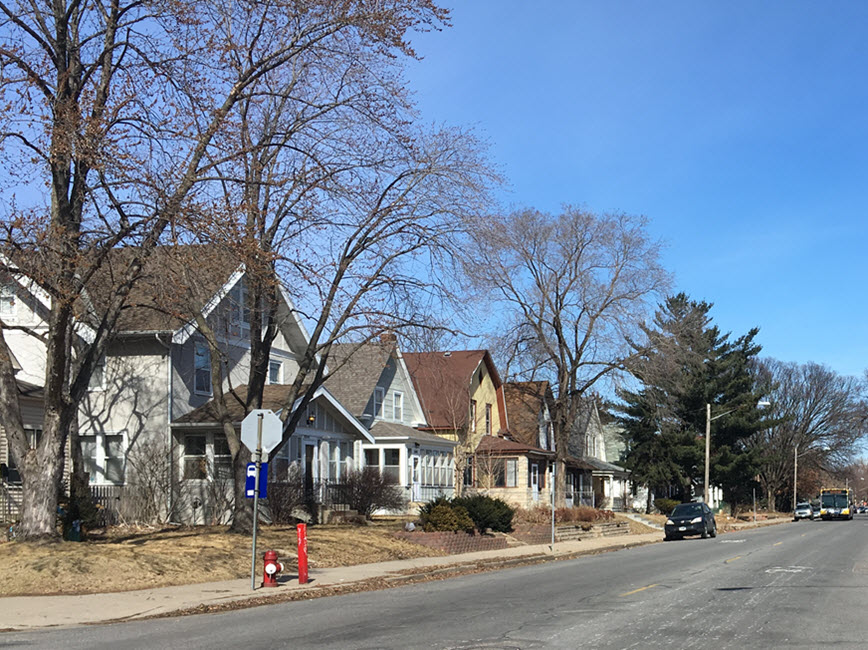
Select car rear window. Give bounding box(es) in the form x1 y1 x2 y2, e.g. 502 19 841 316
671 504 702 517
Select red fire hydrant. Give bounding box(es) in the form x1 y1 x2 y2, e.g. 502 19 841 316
262 550 284 588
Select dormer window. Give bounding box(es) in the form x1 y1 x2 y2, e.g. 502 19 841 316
373 387 384 418
228 282 250 337
194 342 212 395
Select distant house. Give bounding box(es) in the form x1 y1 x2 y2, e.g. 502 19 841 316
569 399 631 511
502 380 593 509
322 341 457 508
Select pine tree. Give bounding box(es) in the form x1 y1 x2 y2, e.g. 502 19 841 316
617 294 766 513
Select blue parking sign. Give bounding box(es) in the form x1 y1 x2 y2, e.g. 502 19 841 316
245 462 268 499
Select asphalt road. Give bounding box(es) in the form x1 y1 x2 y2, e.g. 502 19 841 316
6 516 868 649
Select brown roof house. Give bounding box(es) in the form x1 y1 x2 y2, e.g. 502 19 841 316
404 350 557 507
473 381 561 509
320 341 458 509
0 246 333 525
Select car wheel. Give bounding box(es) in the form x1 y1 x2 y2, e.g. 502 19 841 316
710 524 717 538
664 535 671 541
701 525 708 539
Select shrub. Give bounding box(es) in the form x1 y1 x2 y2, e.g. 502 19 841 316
513 506 551 524
452 494 514 533
418 495 452 523
654 498 679 516
341 467 408 518
266 465 307 524
421 503 474 532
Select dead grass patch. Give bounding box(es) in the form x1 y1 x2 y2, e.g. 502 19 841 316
0 521 441 597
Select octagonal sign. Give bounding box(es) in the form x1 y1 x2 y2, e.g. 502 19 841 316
240 409 283 454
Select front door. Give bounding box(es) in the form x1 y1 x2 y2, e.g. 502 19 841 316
531 463 540 503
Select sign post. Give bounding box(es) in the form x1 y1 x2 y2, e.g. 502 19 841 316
241 409 283 590
250 413 263 590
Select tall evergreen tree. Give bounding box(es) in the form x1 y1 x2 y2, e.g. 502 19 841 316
617 294 767 513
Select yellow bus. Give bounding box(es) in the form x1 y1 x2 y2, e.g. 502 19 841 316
819 487 853 520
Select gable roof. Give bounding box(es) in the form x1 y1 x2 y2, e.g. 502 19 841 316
474 434 554 457
84 245 241 334
503 381 553 448
323 342 396 418
173 383 374 443
404 350 501 430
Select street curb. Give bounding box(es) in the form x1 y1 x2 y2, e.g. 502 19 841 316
101 537 661 626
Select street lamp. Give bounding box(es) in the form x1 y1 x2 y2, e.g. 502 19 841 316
704 400 770 506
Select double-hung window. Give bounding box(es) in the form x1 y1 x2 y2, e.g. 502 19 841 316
183 434 208 480
470 400 477 433
194 342 211 395
485 404 492 434
392 391 403 421
228 282 250 337
373 387 385 418
81 432 125 484
383 448 400 482
505 458 518 488
268 360 282 384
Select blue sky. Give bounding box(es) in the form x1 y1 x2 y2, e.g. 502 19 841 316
406 2 868 378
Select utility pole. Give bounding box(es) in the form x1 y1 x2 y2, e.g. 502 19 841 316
793 444 798 513
704 403 711 505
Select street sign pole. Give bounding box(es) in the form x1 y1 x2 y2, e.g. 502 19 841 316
250 412 263 590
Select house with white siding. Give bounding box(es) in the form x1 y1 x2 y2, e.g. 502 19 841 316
323 340 457 508
0 246 363 524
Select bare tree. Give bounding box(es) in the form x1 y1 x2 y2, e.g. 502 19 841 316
469 207 670 505
750 359 868 512
0 0 450 540
181 21 493 530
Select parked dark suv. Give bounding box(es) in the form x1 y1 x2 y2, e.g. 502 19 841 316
664 502 717 541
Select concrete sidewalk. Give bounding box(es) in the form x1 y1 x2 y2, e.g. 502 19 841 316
0 518 791 632
0 532 662 631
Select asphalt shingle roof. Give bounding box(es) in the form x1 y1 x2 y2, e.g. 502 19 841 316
403 350 487 430
323 342 395 418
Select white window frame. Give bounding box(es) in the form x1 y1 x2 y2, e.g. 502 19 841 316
470 400 477 433
268 360 282 384
81 431 126 485
393 391 404 421
194 341 212 395
485 403 492 435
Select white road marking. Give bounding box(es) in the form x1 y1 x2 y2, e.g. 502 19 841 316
766 566 811 573
719 539 746 543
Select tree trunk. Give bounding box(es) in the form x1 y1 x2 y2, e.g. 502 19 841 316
767 488 776 513
229 447 254 534
18 420 65 541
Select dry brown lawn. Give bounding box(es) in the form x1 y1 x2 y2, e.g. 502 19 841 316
0 520 442 597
